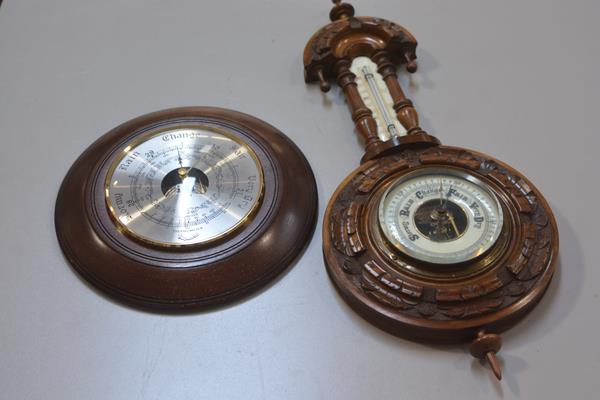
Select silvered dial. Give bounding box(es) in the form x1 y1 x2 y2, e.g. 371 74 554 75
378 169 503 264
106 125 263 247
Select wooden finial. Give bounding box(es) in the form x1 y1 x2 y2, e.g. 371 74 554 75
329 1 355 21
469 331 503 381
317 68 331 92
404 52 418 73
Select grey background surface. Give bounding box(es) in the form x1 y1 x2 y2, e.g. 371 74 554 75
0 0 597 399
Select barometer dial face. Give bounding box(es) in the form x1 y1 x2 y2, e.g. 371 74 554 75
106 126 264 247
378 169 503 264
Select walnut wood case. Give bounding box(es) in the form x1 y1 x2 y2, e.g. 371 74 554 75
304 1 558 379
55 107 318 310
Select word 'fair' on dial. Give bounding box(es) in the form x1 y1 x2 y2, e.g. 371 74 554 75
378 169 503 264
106 126 263 247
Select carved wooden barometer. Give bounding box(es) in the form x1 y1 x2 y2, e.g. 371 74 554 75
304 1 558 379
55 107 317 310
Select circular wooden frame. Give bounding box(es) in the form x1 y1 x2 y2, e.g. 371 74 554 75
55 107 318 310
323 145 558 344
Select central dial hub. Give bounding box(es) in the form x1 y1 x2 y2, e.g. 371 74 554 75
414 199 468 242
161 166 209 197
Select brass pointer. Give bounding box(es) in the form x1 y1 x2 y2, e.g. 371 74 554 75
448 213 460 237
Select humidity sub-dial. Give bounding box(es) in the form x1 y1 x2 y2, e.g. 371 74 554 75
378 169 503 264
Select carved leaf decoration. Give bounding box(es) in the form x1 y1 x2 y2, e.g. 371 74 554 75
488 287 505 298
379 19 407 37
440 297 504 319
487 171 536 214
345 202 365 250
361 275 376 292
342 259 361 275
454 151 482 170
535 211 549 228
507 253 529 276
505 282 528 297
401 283 423 300
460 281 502 301
419 147 450 164
518 245 551 281
518 196 535 213
356 159 409 193
436 276 503 302
513 194 535 214
356 174 385 194
480 159 499 173
537 228 552 249
506 218 552 281
363 274 413 310
368 290 414 310
330 202 366 257
507 222 537 276
524 221 538 237
361 261 422 311
455 159 481 170
416 303 437 317
329 213 346 254
363 260 423 299
418 148 481 170
363 260 386 279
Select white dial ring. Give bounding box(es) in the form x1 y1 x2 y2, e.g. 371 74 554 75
377 168 503 264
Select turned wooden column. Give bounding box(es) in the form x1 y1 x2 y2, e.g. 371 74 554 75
335 59 382 150
372 51 425 135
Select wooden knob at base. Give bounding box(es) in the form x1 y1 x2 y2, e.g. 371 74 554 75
469 331 503 380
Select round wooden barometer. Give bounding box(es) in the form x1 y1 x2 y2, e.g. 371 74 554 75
55 107 317 310
304 1 558 380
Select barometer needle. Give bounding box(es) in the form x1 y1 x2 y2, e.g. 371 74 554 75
177 148 183 168
443 185 453 210
448 213 460 237
176 148 194 181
